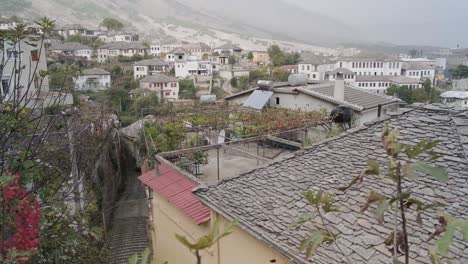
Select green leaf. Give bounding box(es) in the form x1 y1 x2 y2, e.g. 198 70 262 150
413 161 448 182
366 160 380 175
175 234 195 249
0 175 16 185
436 221 456 256
373 200 389 225
299 230 325 258
128 254 138 264
289 213 314 230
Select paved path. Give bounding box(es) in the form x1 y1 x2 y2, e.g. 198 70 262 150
108 168 149 264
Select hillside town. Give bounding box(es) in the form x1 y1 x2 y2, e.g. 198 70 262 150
1 10 468 264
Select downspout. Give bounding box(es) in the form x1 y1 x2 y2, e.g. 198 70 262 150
377 104 382 117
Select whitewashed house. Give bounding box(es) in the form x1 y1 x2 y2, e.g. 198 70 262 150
175 58 213 78
50 42 93 60
0 18 18 30
99 32 139 43
355 75 423 94
136 74 179 101
213 43 242 57
149 40 182 56
134 58 169 79
56 24 102 39
74 68 111 91
182 42 211 60
1 38 73 106
441 91 468 109
336 52 402 77
325 68 356 84
225 75 399 126
401 59 436 84
97 42 148 63
165 47 189 64
298 53 335 81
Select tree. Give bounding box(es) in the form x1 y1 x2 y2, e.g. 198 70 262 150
130 94 160 116
387 83 440 104
238 76 250 91
100 17 124 31
247 51 253 60
1 18 109 263
292 127 468 264
176 219 237 264
285 52 300 65
272 68 290 82
179 79 197 99
451 65 468 79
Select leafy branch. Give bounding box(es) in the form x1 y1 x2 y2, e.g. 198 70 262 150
290 190 352 263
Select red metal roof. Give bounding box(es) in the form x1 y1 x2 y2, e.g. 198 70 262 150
138 163 211 225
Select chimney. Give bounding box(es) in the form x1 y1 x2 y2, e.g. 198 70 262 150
334 72 345 101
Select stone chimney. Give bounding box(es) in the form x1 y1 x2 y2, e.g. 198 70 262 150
334 72 345 101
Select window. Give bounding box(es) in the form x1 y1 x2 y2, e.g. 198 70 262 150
306 65 310 71
352 62 355 68
340 62 343 67
7 50 19 59
165 92 170 96
275 97 280 105
312 74 316 79
1 78 10 96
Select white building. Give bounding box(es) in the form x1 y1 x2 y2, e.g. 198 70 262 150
213 43 242 57
134 58 169 79
175 59 213 78
298 53 335 81
336 52 402 77
441 91 468 109
99 32 139 43
0 18 18 30
401 59 436 84
1 38 72 106
355 75 423 94
453 79 468 91
225 76 399 126
50 42 93 60
149 40 182 56
97 42 148 63
182 42 211 60
74 68 111 91
137 74 179 101
325 68 356 84
166 48 189 64
219 67 250 80
56 24 102 39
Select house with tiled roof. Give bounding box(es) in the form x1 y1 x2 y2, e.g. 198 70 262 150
97 42 148 63
336 51 403 78
73 68 111 91
401 59 436 85
50 42 93 60
298 53 336 81
165 47 189 64
194 104 468 264
225 76 399 126
134 73 179 101
133 58 169 79
213 43 243 56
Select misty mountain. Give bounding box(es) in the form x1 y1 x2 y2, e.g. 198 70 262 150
8 0 358 46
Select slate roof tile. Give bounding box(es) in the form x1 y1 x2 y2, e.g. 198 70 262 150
195 104 468 263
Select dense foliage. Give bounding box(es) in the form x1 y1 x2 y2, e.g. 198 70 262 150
386 80 440 104
100 18 124 31
267 45 300 67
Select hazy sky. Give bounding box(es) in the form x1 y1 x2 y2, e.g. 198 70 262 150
284 0 468 47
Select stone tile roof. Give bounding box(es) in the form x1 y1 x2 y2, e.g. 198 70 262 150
339 51 400 62
134 58 167 66
195 104 468 264
81 68 110 75
402 61 436 71
139 73 177 83
168 47 189 55
441 91 468 100
356 75 422 84
326 68 355 75
50 42 92 51
99 42 147 50
304 83 399 110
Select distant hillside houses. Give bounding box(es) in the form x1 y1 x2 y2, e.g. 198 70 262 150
134 58 169 79
98 32 139 43
97 42 148 63
131 74 179 101
149 40 183 56
73 68 111 91
55 24 103 39
50 42 93 60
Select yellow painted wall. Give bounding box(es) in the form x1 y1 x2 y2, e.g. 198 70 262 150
150 192 293 264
